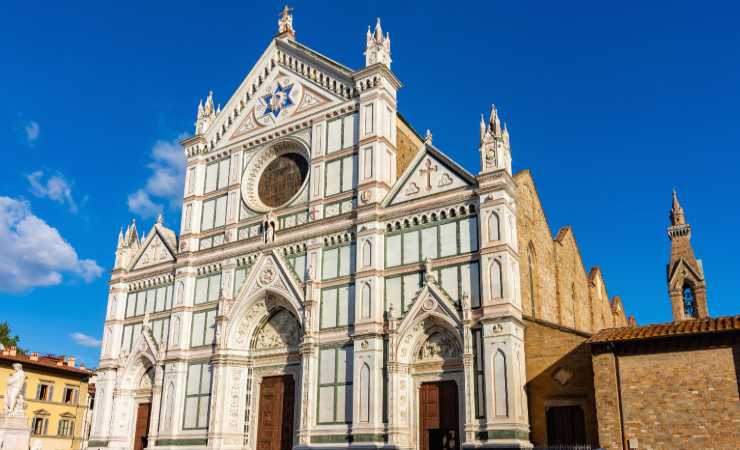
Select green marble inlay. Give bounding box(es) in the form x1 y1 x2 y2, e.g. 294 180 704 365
311 434 352 444
476 430 530 441
87 441 108 448
155 438 209 446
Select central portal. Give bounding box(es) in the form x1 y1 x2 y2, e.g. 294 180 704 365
419 381 459 450
257 375 295 450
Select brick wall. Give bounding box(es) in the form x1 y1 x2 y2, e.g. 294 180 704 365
592 338 740 450
525 318 599 446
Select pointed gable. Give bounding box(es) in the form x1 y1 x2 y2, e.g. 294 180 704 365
385 143 475 206
195 38 356 148
130 224 177 271
237 249 305 308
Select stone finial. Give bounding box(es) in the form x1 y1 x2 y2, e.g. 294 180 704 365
364 17 392 68
156 213 164 225
278 5 295 36
195 91 216 135
424 129 433 144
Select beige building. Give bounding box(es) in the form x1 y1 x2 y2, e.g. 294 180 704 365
0 347 93 450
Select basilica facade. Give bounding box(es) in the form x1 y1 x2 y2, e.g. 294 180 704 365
88 10 628 450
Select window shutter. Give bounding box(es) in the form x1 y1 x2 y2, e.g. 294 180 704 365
48 385 54 402
43 418 48 435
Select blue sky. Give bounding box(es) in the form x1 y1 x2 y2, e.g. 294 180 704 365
1 1 738 366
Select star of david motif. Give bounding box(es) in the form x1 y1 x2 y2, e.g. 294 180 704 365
261 82 294 119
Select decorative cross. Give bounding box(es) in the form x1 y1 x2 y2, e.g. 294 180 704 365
419 159 438 191
309 205 320 221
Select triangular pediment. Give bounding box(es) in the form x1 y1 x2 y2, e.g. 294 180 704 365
396 280 463 338
236 249 305 307
124 325 160 366
199 38 355 147
384 143 476 206
130 225 177 271
668 257 704 288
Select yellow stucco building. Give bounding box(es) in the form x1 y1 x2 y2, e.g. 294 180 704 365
1 346 93 450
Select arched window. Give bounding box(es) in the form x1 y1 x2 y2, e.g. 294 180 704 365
571 283 577 328
494 350 508 417
527 243 536 318
490 259 503 299
362 240 372 268
361 283 372 319
488 211 500 242
360 363 370 422
683 285 698 318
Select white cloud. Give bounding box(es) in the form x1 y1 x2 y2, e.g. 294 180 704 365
70 332 101 348
25 121 40 145
128 137 186 218
127 189 163 219
26 170 78 213
0 196 104 293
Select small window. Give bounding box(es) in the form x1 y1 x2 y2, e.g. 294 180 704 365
57 419 74 437
31 416 48 435
36 382 53 402
683 285 698 318
62 386 79 404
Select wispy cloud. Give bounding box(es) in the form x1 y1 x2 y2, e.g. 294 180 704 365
70 332 101 348
27 170 78 213
25 120 40 146
127 136 186 219
0 196 103 293
127 189 163 219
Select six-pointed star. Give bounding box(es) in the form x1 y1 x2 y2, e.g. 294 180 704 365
261 82 294 118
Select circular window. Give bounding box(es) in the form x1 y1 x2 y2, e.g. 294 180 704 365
257 153 309 208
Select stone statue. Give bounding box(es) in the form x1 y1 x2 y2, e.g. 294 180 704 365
4 363 26 416
278 6 294 34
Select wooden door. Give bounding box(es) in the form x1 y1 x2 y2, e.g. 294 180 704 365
133 403 151 450
257 375 295 450
419 381 459 450
546 405 586 445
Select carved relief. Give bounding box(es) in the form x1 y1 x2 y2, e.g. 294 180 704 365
252 309 300 350
417 332 461 362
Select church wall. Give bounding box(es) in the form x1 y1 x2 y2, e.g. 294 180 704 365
553 228 592 332
514 172 626 334
523 319 598 447
514 172 559 323
592 337 740 450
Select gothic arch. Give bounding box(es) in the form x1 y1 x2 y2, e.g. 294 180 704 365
250 307 302 351
395 313 463 366
224 289 303 351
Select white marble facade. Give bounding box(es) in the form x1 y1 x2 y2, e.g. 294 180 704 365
89 10 530 450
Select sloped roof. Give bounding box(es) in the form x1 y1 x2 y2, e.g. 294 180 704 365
0 351 93 377
588 315 740 344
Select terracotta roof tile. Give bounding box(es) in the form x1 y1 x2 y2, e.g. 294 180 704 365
0 352 93 376
587 315 740 344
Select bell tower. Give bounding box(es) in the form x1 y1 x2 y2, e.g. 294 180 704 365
666 190 708 321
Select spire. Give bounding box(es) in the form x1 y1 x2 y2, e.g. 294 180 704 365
364 17 392 68
665 189 708 321
204 91 214 116
195 91 216 135
479 104 512 175
670 189 685 225
156 213 164 225
373 17 383 42
117 227 124 249
488 104 501 137
480 114 486 142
